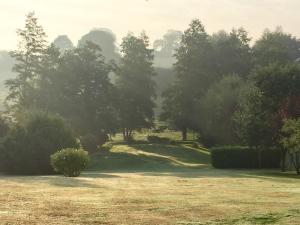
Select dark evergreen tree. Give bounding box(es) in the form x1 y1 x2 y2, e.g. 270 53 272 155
116 32 156 140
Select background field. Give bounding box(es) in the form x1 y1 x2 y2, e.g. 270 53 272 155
1 140 300 225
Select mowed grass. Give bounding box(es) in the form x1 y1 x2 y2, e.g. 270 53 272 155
89 143 210 172
1 142 300 225
111 129 197 142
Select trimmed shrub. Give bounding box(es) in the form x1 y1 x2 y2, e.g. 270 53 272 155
80 134 98 153
51 148 90 177
211 146 281 169
0 113 78 174
260 148 282 168
147 135 170 143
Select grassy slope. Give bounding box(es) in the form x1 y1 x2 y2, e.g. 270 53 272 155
89 143 210 172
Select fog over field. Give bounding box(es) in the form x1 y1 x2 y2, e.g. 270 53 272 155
1 1 300 224
0 0 300 50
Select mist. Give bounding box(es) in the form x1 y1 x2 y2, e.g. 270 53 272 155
1 0 300 50
1 2 300 225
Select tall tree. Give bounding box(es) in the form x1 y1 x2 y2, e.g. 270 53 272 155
53 35 74 53
253 27 300 67
281 119 300 175
235 63 300 170
154 30 182 58
161 19 213 140
38 42 118 139
5 12 47 113
116 33 156 140
198 74 243 146
78 29 119 61
210 28 253 78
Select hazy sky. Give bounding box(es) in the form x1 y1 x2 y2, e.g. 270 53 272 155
0 0 300 50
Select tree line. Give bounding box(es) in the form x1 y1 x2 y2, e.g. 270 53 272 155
1 12 300 174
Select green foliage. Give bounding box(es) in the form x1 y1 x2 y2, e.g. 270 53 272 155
78 29 120 61
80 134 98 153
234 82 277 147
152 125 168 133
210 28 253 78
198 74 243 146
51 148 90 177
37 42 118 137
281 119 300 153
235 63 300 147
211 146 281 169
253 27 300 67
52 35 74 53
0 116 9 138
147 135 170 143
0 113 78 174
161 19 213 141
153 30 182 58
116 32 156 140
5 12 47 112
281 119 300 174
161 21 252 142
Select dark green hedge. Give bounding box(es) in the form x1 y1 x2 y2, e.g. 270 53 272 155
211 146 281 169
147 135 170 143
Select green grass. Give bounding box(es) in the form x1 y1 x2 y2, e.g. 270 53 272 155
1 167 299 225
111 129 197 142
89 143 210 172
1 140 300 225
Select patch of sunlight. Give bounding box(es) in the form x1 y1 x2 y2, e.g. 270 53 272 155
111 145 207 168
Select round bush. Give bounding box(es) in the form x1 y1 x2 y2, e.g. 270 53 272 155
51 148 90 177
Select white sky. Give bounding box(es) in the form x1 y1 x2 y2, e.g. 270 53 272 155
0 0 300 50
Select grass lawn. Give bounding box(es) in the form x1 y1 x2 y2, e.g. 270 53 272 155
1 143 300 225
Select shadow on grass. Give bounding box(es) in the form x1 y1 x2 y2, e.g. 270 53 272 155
139 169 300 180
0 173 121 188
130 143 211 164
88 143 210 172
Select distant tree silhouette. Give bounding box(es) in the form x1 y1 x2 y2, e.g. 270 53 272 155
78 29 120 61
53 35 74 52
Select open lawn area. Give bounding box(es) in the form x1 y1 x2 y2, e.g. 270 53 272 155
1 143 300 225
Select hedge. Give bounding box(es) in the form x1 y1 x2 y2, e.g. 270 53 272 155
147 135 170 143
211 146 281 169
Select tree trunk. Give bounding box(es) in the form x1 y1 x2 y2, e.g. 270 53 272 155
281 148 287 172
258 148 262 169
291 152 300 175
182 127 187 141
122 129 126 141
296 152 300 175
123 128 133 141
